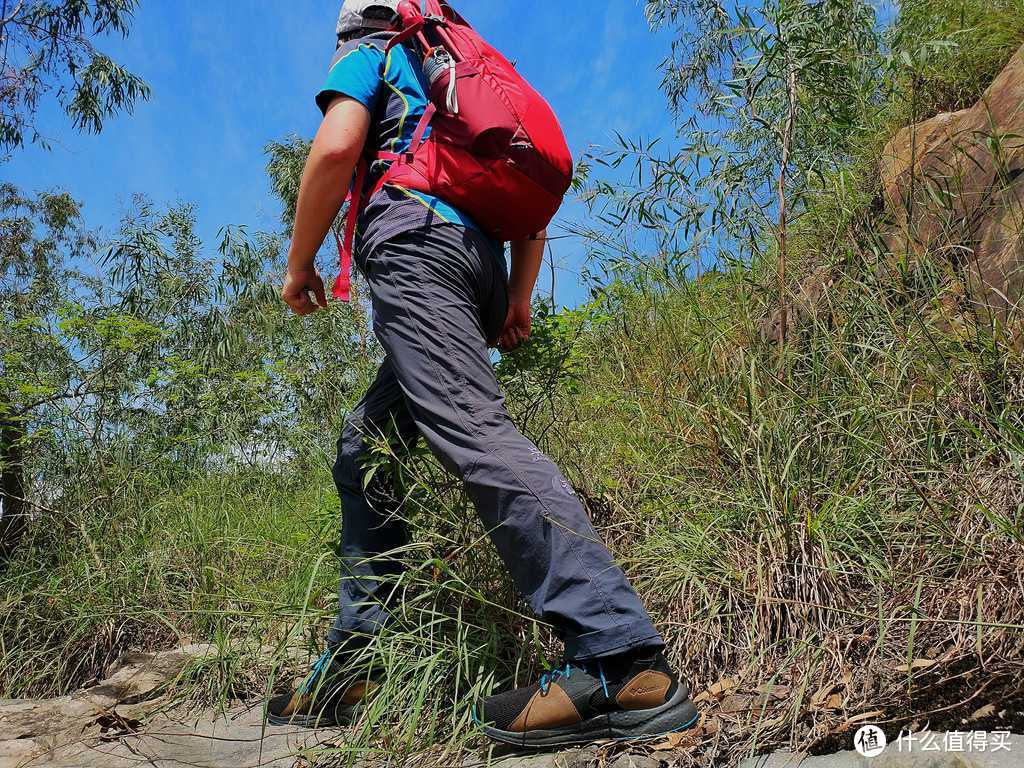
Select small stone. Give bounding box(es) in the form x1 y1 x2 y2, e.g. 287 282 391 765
720 693 754 714
470 747 597 768
608 754 662 768
555 746 601 768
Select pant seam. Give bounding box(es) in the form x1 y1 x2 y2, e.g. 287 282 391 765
468 446 624 630
380 254 626 636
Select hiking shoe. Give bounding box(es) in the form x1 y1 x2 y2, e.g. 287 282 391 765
266 648 377 728
473 651 698 748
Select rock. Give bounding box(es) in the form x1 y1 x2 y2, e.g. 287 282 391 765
740 752 859 768
879 43 1024 319
608 754 662 768
0 695 109 760
84 643 217 706
873 730 1022 768
464 746 600 768
0 740 37 768
0 644 233 768
3 705 341 767
551 747 601 768
720 693 756 715
764 43 1024 341
738 730 1023 768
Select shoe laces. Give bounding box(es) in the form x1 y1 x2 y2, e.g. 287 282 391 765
298 648 335 694
538 662 573 695
538 661 610 699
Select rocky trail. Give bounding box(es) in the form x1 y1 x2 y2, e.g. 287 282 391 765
2 646 1020 768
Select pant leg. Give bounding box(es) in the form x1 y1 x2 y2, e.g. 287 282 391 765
361 225 664 660
328 357 420 649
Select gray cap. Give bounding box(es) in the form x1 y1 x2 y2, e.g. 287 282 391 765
336 0 400 37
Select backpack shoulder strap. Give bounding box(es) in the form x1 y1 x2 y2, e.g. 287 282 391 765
332 157 368 302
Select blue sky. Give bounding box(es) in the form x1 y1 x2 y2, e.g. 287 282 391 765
4 1 678 307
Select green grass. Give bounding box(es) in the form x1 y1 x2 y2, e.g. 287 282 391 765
0 470 335 694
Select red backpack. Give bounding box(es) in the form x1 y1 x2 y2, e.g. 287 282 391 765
332 0 574 301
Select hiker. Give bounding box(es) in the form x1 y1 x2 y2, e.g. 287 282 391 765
269 0 697 746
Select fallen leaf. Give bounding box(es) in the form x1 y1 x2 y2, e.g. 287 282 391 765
754 683 790 700
891 658 937 673
841 667 853 688
688 712 707 733
968 703 996 721
650 730 689 750
707 677 738 699
837 710 885 732
811 683 839 708
720 694 754 714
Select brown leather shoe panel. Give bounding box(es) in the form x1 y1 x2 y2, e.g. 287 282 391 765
508 685 582 732
615 670 672 710
280 691 311 717
341 679 378 705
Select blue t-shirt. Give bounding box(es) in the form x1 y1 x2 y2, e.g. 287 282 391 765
316 33 500 258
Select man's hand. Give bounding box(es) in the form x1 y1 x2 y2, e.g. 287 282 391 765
502 230 545 351
499 299 532 351
282 96 370 313
281 266 328 316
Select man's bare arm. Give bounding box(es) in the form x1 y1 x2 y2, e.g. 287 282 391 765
281 96 371 316
499 230 546 350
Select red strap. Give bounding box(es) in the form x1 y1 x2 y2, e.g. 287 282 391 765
333 159 368 302
333 104 436 297
331 229 351 302
386 19 423 51
367 104 435 197
409 102 436 155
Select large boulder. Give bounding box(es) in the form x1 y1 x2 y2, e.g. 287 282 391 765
879 44 1024 319
763 43 1024 342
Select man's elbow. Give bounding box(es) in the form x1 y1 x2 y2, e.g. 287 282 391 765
313 139 361 169
311 96 371 170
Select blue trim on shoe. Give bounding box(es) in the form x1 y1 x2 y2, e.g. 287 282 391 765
597 661 610 700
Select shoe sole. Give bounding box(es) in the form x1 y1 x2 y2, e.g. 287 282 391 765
477 682 699 748
265 702 362 729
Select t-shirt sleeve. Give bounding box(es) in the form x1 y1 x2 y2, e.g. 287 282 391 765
315 40 386 115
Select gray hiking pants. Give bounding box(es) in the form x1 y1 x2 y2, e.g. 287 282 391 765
328 224 663 660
